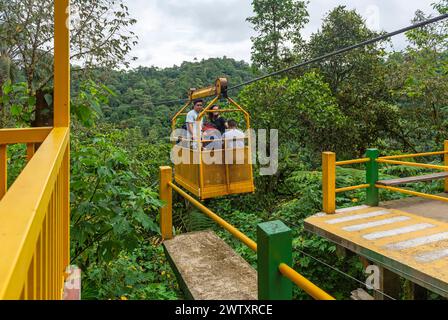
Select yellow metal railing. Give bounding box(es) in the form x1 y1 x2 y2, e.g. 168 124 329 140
0 128 70 299
0 0 71 300
322 152 371 214
0 128 53 200
159 166 334 300
376 158 448 171
322 141 448 214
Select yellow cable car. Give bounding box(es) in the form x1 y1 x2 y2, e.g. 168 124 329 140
171 78 255 200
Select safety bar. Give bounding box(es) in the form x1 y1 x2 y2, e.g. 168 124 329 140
376 185 448 204
278 263 335 300
380 150 448 160
376 158 448 171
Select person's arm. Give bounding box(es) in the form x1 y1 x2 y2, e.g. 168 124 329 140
186 112 194 137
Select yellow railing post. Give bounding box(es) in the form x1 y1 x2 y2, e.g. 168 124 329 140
160 167 173 240
0 145 6 199
322 152 336 214
445 140 448 193
54 0 70 128
26 144 35 162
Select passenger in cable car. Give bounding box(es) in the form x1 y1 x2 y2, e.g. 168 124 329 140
223 120 245 149
202 122 223 150
208 105 227 135
186 99 204 148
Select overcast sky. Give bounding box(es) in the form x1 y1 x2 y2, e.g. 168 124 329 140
127 0 437 68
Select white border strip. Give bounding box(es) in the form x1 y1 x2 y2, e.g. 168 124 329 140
326 210 391 225
343 216 411 232
364 223 435 240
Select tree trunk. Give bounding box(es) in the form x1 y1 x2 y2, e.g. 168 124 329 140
32 89 53 127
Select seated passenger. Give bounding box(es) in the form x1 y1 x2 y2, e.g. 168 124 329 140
208 105 227 135
202 122 223 150
222 120 245 149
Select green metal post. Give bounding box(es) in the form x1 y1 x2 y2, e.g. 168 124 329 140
257 220 292 300
365 149 380 206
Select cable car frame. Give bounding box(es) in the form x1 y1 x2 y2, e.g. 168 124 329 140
171 78 255 200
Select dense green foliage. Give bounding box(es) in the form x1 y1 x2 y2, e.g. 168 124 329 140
98 57 254 140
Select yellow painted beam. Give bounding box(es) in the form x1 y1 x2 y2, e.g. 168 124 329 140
322 152 336 214
0 128 52 145
336 184 370 194
54 0 70 127
377 159 448 171
169 181 257 252
0 128 69 299
62 145 70 270
0 145 6 200
160 167 173 240
336 158 369 166
190 86 217 101
376 184 448 203
26 144 35 163
278 263 335 300
445 141 448 193
380 151 448 160
171 101 191 131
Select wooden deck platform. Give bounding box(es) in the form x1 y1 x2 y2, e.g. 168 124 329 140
163 230 257 300
304 198 448 298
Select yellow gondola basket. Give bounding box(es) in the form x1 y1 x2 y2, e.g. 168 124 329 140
171 78 255 200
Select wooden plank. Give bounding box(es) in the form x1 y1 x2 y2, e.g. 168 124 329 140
377 172 448 186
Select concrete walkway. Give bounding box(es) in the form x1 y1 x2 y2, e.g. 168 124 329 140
381 194 448 223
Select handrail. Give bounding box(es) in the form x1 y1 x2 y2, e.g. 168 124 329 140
323 141 448 214
336 184 370 193
0 127 52 145
0 128 70 299
323 152 373 214
376 185 448 203
160 167 334 300
380 150 448 160
376 158 448 171
168 181 257 252
278 263 335 300
336 158 370 166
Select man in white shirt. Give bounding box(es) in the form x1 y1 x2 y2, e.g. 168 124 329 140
186 99 204 148
223 120 245 149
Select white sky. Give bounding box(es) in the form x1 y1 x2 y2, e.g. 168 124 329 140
127 0 438 68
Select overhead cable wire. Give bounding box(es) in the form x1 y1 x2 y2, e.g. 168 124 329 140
228 13 448 90
153 13 448 106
